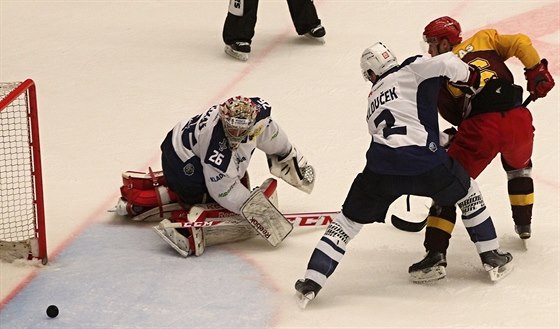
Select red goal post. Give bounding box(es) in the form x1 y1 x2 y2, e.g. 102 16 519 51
0 79 47 264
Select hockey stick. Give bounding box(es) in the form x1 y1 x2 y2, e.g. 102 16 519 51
158 211 337 229
390 195 428 232
522 95 533 107
391 214 427 232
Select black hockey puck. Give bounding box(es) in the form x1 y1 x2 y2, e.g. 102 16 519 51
46 305 59 318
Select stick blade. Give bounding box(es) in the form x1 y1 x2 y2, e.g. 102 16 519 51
390 214 427 232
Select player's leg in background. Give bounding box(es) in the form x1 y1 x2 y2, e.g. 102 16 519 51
500 107 535 240
286 0 325 40
503 160 533 240
223 0 259 60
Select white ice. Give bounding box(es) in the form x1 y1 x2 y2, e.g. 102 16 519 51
1 0 558 328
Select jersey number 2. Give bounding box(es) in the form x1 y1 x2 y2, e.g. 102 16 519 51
374 109 407 138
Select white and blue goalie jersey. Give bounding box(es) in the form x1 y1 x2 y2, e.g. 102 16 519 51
161 97 292 214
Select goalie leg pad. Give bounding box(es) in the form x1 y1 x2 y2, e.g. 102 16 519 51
153 219 205 257
240 187 293 246
204 225 258 246
116 170 178 216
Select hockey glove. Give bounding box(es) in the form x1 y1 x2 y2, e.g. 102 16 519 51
450 64 481 95
525 59 555 100
268 146 315 194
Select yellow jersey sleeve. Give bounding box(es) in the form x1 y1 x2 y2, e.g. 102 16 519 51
454 29 541 69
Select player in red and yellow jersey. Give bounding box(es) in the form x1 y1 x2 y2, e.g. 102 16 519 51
409 16 555 280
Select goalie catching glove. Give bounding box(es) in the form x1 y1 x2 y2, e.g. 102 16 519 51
267 146 315 194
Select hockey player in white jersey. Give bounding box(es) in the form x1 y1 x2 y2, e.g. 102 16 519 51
294 42 513 308
157 96 314 255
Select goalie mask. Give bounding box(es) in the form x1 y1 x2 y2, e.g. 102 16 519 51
360 42 399 82
219 96 257 149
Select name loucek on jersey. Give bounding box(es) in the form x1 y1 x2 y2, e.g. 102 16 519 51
367 86 399 120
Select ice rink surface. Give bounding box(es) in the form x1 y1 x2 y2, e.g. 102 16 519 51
1 0 559 328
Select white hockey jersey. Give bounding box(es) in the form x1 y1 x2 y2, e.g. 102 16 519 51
161 97 292 214
365 52 471 175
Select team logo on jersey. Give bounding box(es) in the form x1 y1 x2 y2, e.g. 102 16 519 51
248 125 263 141
183 163 195 176
219 139 228 152
235 155 247 164
429 142 437 152
218 182 236 198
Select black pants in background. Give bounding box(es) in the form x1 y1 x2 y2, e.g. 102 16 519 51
222 0 321 44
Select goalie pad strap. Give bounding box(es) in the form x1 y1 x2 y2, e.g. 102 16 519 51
149 167 165 218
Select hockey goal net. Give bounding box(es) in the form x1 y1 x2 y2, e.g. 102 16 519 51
0 79 48 264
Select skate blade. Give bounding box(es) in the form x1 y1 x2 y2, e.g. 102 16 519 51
410 265 446 283
152 226 190 257
224 46 249 61
304 34 326 44
295 291 315 309
486 262 514 281
521 238 529 251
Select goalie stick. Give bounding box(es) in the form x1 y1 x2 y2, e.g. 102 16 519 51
157 211 337 229
153 210 336 257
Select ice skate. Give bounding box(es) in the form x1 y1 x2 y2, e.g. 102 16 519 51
294 278 322 309
304 24 326 44
224 41 250 61
515 224 531 239
480 249 513 281
408 251 447 283
515 224 531 249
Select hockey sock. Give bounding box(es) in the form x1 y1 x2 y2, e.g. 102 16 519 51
506 168 534 226
457 179 499 254
304 212 363 287
424 204 457 253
